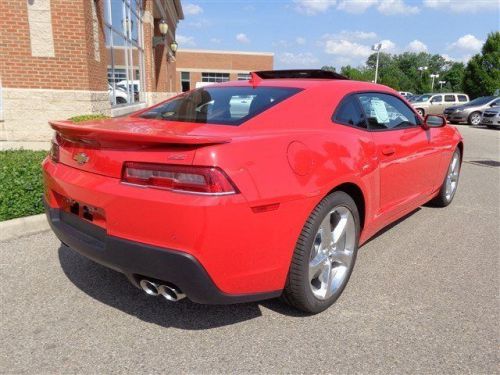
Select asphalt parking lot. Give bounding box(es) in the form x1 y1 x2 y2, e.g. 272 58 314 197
1 125 499 374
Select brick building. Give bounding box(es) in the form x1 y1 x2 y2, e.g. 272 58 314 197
0 0 184 149
175 49 274 91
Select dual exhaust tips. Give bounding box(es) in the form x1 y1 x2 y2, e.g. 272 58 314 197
139 279 186 302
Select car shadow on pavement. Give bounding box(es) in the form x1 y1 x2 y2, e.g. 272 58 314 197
58 245 267 330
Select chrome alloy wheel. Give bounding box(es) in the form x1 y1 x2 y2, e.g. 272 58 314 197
470 112 481 125
309 206 356 300
445 152 460 201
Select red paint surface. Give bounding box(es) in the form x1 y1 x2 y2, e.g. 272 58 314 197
43 79 463 295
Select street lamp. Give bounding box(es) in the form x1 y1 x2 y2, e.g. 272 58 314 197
170 40 178 55
372 43 382 84
153 19 169 47
430 73 439 91
167 40 178 62
438 80 446 89
158 19 169 35
418 66 428 77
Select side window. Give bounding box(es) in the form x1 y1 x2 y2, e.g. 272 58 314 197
445 94 456 102
356 93 420 130
458 95 468 102
333 96 367 129
431 95 442 103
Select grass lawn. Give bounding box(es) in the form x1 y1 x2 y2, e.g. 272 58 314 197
0 150 47 221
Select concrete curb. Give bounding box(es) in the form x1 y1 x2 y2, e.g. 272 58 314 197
0 214 50 242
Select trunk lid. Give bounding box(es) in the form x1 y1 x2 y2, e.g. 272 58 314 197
50 118 231 178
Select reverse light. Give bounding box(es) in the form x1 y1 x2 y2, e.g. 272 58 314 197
122 162 239 195
49 135 60 162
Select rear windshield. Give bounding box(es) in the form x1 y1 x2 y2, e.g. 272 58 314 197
467 96 495 106
140 86 302 126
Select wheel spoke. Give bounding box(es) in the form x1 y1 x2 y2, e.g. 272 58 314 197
319 215 333 248
451 156 458 172
331 248 352 266
309 252 328 282
319 261 332 296
445 178 451 196
332 215 347 244
323 264 336 299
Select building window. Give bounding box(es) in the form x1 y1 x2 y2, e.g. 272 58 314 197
181 72 190 92
104 0 145 106
202 72 230 83
237 73 251 80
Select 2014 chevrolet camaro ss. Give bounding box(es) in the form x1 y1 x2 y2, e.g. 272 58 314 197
43 70 463 313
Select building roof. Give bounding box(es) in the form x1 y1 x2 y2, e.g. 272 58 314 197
178 49 274 56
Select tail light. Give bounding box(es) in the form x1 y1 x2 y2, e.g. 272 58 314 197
122 162 239 195
49 134 60 162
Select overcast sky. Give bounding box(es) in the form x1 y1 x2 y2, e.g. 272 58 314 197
176 0 500 69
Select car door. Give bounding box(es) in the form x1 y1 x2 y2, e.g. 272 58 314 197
357 92 442 217
489 98 500 108
429 95 443 114
443 94 457 112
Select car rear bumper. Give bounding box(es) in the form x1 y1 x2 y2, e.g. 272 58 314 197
45 200 281 304
43 158 315 300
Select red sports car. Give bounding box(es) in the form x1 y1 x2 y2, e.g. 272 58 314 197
43 70 463 313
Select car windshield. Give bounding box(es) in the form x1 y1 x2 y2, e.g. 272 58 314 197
414 94 432 102
466 96 496 106
140 86 302 126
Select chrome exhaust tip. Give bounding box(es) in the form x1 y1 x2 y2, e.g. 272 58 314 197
139 279 160 296
158 285 186 302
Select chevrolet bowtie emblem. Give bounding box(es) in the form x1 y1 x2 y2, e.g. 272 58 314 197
73 152 89 165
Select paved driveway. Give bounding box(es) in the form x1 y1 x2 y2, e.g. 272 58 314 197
1 126 498 374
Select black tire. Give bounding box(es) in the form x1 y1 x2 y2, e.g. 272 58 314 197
116 97 127 104
416 108 425 117
282 191 360 314
468 111 481 126
429 148 461 207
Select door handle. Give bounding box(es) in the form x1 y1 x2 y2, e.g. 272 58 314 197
381 147 395 156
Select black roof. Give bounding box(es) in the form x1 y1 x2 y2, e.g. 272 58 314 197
253 69 349 80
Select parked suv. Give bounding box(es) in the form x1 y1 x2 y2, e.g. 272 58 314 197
444 96 500 125
412 93 469 116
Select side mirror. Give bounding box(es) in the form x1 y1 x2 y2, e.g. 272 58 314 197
423 114 446 129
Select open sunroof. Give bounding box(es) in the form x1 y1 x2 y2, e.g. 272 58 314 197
253 69 349 80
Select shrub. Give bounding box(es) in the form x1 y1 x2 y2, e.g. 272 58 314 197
0 150 47 221
68 114 110 123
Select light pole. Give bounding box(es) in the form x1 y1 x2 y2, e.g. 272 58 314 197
438 80 446 90
430 73 439 91
372 43 382 84
418 66 428 77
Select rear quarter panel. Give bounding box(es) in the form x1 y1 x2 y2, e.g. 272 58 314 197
193 84 380 270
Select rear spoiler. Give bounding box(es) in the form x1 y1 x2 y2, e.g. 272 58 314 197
49 121 231 146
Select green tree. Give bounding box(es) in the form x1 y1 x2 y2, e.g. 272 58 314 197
463 32 500 98
321 65 336 72
340 65 373 81
441 62 465 92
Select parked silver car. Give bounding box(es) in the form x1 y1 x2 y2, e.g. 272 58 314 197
444 96 500 125
411 93 469 116
480 107 500 129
